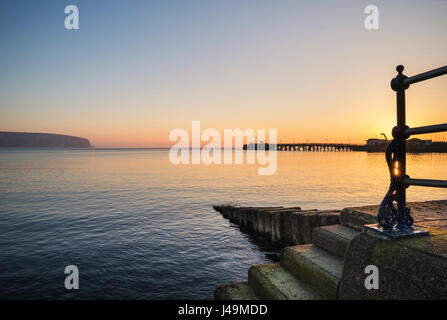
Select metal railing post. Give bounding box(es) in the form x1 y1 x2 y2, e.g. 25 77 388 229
391 66 410 230
371 64 447 238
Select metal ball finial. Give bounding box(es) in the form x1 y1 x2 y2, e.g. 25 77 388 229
391 65 409 91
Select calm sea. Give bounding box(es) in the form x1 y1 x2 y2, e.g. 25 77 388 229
0 149 446 299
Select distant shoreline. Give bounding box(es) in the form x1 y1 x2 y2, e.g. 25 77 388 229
2 147 447 154
0 132 91 148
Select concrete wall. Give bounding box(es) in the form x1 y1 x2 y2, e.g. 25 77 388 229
339 203 447 299
339 231 447 299
213 205 340 246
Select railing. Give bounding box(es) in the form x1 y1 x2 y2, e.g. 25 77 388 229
376 65 447 235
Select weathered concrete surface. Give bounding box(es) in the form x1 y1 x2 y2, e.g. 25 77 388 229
214 281 259 300
214 200 447 300
339 200 447 299
341 200 447 229
213 205 340 246
281 244 343 299
312 225 360 259
248 263 319 300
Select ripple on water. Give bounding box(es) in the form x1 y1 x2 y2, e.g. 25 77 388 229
0 149 446 299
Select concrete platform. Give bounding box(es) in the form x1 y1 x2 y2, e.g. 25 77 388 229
342 200 447 231
339 200 447 299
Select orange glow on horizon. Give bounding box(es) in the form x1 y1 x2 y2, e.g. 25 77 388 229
1 1 446 148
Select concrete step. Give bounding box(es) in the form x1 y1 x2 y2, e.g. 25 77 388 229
312 225 360 258
280 244 343 299
248 263 320 300
340 206 377 229
214 281 259 300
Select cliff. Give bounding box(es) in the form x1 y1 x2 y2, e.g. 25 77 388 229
0 132 91 148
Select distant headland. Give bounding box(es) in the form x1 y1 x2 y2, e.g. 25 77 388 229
0 132 91 148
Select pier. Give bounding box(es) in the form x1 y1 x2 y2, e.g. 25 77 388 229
244 140 447 153
243 143 363 152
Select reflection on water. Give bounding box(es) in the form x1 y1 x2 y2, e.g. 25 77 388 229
0 149 446 299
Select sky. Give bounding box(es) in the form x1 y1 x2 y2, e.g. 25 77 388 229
1 0 446 147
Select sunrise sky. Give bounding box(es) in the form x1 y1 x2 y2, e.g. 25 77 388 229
1 0 446 147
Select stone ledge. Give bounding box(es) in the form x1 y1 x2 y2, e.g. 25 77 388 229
213 205 340 246
339 229 447 299
339 200 447 299
341 200 447 229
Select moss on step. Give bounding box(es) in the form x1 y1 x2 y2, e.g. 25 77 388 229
248 263 320 300
280 244 342 299
214 281 259 300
